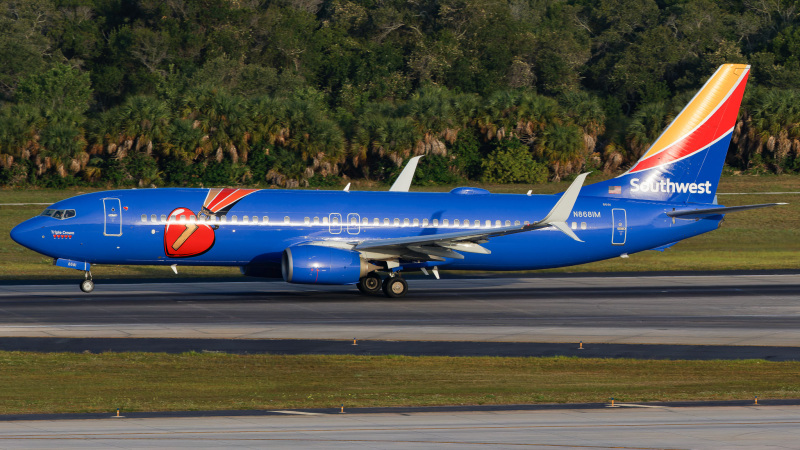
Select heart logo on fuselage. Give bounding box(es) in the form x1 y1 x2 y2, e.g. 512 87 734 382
163 207 215 258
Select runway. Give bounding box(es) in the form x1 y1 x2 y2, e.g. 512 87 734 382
2 405 800 449
0 273 798 347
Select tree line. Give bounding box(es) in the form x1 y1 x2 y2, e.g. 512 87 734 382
1 0 799 189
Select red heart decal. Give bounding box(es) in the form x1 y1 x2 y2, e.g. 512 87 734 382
164 207 215 258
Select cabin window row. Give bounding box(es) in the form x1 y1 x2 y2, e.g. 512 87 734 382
140 214 530 228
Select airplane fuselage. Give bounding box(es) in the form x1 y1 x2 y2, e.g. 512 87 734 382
13 187 720 275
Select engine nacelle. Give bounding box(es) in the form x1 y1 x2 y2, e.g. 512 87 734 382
281 245 377 285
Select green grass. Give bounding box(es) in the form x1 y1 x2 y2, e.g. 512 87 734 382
0 174 798 280
1 352 797 415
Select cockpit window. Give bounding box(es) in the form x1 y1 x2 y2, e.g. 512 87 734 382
40 209 76 220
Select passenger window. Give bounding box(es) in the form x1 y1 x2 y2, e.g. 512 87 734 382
495 220 501 227
581 222 587 230
515 220 520 226
323 217 329 224
393 218 400 226
304 217 310 225
403 218 409 226
442 219 449 226
331 217 339 225
384 218 390 225
243 216 249 223
151 214 157 222
263 216 269 224
141 214 147 222
422 219 429 226
161 214 167 223
454 219 460 226
413 218 419 226
351 217 359 225
284 216 291 224
524 221 530 225
230 215 237 223
505 220 511 226
220 216 227 223
373 218 379 225
252 216 257 223
474 220 480 227
362 217 369 225
313 217 320 224
485 220 491 227
571 222 578 230
433 219 439 226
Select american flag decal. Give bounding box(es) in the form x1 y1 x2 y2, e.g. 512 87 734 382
608 186 622 194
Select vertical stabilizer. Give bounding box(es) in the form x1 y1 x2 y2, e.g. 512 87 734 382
583 64 750 204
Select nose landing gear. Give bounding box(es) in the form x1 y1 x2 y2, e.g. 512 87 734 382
80 271 94 293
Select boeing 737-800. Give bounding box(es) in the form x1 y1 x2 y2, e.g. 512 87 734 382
10 64 783 297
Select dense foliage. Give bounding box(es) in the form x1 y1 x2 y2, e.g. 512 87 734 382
1 0 799 188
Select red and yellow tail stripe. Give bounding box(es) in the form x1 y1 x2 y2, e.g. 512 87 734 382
627 64 750 174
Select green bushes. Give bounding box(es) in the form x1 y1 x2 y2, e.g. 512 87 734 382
481 140 549 184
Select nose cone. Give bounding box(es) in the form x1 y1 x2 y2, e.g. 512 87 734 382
10 218 43 252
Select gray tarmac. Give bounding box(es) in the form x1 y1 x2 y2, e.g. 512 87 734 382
2 273 800 448
2 405 799 449
0 273 798 346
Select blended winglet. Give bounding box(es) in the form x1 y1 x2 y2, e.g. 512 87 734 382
539 173 589 242
389 156 424 192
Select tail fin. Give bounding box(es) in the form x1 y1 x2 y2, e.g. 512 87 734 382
583 64 750 204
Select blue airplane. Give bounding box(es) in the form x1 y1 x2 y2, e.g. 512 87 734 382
10 64 783 297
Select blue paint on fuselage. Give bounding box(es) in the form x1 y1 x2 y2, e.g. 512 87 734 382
10 188 721 273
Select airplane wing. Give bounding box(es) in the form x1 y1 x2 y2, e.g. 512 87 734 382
666 203 786 219
351 173 588 262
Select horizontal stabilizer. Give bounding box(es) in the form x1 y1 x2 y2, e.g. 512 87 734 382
667 203 786 219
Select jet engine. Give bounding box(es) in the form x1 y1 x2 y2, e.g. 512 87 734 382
281 245 378 285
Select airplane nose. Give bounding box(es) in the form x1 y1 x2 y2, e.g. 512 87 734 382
10 218 41 250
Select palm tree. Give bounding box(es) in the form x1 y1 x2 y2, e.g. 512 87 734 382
626 101 668 161
0 103 43 166
38 122 87 177
534 122 584 180
161 118 209 161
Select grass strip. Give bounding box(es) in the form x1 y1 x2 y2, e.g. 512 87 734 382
1 352 798 415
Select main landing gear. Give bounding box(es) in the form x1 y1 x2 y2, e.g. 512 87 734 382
80 271 94 293
357 272 408 298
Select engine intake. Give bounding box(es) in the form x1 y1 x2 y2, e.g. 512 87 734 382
281 245 378 285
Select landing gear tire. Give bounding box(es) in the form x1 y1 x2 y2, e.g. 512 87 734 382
382 276 408 298
80 279 94 293
357 273 383 295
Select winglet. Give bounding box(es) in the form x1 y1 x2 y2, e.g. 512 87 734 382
389 156 423 192
343 182 351 192
539 172 588 242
